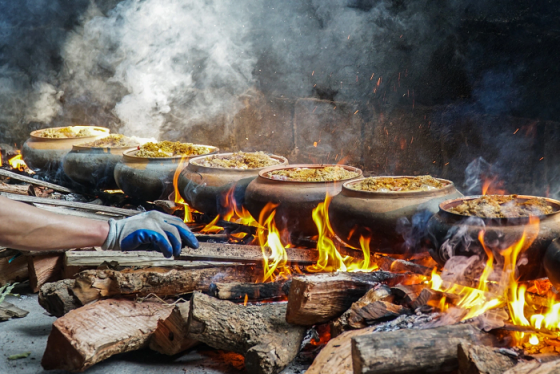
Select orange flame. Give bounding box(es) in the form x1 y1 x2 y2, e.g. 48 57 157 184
8 154 27 171
172 155 196 223
481 176 507 195
257 202 291 282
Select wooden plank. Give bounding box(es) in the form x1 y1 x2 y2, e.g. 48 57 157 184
1 192 141 216
0 168 72 193
286 272 399 326
351 324 497 374
180 242 318 264
41 299 174 371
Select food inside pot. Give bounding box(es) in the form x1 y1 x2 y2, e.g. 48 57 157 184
77 134 142 148
448 195 555 218
40 126 105 138
348 175 447 192
192 152 281 169
135 141 212 158
264 166 360 182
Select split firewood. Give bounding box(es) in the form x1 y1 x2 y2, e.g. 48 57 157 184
458 341 517 374
0 168 72 193
307 326 377 374
0 249 28 286
348 301 406 328
72 265 256 306
503 359 560 374
0 301 29 321
27 253 63 293
181 242 318 264
411 288 461 310
210 280 287 301
390 284 422 306
63 250 238 278
149 301 198 355
184 292 306 374
332 285 393 336
373 254 432 276
351 324 497 374
41 299 174 372
0 182 31 195
38 279 81 317
286 271 399 326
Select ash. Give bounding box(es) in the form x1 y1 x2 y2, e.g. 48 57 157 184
371 311 442 333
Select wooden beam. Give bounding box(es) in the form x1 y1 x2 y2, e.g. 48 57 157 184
286 271 399 326
351 324 497 374
41 299 174 371
180 242 318 264
1 192 141 216
184 292 306 374
0 168 72 193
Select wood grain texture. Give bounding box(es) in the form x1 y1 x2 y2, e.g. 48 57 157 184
503 359 560 374
0 249 28 286
149 301 198 355
458 342 516 374
27 253 63 293
0 168 72 193
41 299 174 372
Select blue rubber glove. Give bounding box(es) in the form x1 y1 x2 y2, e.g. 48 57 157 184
101 211 199 258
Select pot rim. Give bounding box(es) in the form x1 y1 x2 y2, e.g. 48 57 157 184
29 126 110 140
122 145 219 161
257 163 363 183
342 176 456 197
187 152 288 173
438 194 560 222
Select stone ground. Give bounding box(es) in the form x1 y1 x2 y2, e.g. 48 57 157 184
0 287 308 374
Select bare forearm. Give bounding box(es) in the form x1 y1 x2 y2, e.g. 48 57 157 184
0 196 109 251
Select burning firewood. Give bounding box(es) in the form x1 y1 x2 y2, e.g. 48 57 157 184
457 342 517 374
286 271 399 326
183 292 306 374
351 324 498 374
210 280 288 301
0 168 72 194
41 299 175 372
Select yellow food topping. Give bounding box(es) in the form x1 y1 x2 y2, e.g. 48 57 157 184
193 152 281 169
265 166 359 182
449 195 554 218
136 141 212 158
349 175 446 192
78 134 141 148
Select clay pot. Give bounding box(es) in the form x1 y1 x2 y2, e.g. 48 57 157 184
544 238 560 289
63 145 137 190
328 177 462 254
178 153 289 217
114 146 218 201
244 164 363 236
427 195 560 281
22 126 110 172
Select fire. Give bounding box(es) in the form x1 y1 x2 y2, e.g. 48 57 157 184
256 202 291 282
481 176 506 195
8 154 27 172
172 154 196 223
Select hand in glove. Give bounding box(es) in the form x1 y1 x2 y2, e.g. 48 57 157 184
101 211 198 257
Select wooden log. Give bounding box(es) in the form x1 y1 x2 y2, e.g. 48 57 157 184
0 249 28 286
351 324 497 374
458 342 516 374
38 279 81 317
185 292 306 374
210 280 287 301
332 285 393 337
0 182 31 195
72 265 256 306
286 271 399 326
41 299 174 372
149 301 198 355
411 288 461 310
503 359 560 374
64 250 241 278
348 300 406 328
27 253 63 293
307 326 377 374
0 192 140 217
0 168 72 193
180 242 318 264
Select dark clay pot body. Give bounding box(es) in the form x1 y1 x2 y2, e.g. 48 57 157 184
244 164 362 236
427 196 560 281
63 146 135 190
114 147 218 201
22 126 110 173
544 239 560 289
178 153 288 217
328 177 462 254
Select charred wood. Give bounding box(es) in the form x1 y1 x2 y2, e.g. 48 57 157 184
351 324 497 374
286 271 399 326
411 288 461 310
458 342 516 374
210 280 287 301
184 292 305 374
41 299 174 372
